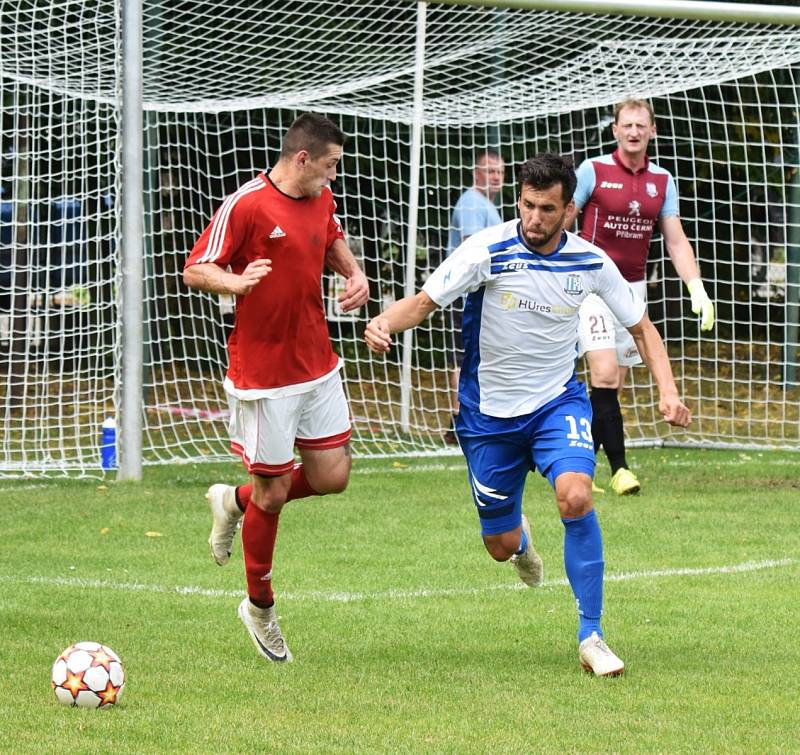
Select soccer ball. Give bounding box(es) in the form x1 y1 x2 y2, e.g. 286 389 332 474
51 642 126 708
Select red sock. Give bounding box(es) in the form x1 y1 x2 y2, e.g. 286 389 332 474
235 484 252 513
241 503 280 606
285 463 319 502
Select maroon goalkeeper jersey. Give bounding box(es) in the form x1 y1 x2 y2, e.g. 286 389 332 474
574 150 679 282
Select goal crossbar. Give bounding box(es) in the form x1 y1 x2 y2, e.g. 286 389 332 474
431 0 800 26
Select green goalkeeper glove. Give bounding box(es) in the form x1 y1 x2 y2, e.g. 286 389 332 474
687 278 715 331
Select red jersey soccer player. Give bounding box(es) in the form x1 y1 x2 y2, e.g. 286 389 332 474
184 113 368 662
564 99 714 496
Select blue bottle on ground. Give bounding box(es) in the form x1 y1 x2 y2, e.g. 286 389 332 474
101 417 117 470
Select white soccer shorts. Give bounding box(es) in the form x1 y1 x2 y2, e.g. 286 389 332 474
578 279 647 368
227 371 351 476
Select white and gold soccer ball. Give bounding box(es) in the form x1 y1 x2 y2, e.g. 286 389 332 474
51 642 126 708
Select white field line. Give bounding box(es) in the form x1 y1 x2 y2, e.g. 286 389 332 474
350 463 466 474
0 483 72 492
0 558 793 605
351 457 800 475
0 453 796 491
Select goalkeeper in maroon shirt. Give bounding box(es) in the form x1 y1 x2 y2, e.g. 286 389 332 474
564 99 714 496
184 113 368 662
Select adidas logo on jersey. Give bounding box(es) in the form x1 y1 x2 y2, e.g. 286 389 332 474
269 226 286 239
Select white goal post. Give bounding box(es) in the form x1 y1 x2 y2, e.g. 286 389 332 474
0 0 799 477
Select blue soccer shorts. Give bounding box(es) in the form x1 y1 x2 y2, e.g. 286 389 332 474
455 377 596 536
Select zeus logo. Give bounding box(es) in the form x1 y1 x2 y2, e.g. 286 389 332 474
502 262 529 271
443 271 452 286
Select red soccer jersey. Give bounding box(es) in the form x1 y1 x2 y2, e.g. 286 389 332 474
574 150 678 282
185 172 345 391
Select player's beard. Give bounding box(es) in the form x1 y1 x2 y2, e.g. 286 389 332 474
524 226 557 249
522 214 566 251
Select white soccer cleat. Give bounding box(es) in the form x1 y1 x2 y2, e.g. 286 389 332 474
237 598 293 663
579 632 624 677
206 484 242 566
510 514 544 587
610 467 641 496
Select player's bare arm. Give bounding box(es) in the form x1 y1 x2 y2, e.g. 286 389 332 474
660 215 715 330
660 215 700 282
364 291 439 353
325 238 369 311
627 315 691 427
183 259 271 296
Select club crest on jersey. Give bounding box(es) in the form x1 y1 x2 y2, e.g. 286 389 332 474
269 225 286 239
646 182 658 198
564 274 583 296
628 200 641 217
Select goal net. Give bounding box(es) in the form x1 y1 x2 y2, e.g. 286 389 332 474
1 0 799 476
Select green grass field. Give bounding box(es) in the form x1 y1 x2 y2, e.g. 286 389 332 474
1 449 798 753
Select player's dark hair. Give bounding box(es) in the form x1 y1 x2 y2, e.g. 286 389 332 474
517 153 576 204
280 113 345 160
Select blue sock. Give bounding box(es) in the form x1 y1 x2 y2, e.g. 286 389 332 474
562 509 604 642
515 527 529 556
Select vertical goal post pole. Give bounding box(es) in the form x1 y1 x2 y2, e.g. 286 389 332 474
119 0 144 480
400 1 429 434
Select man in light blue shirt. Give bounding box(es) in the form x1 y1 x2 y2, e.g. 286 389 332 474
444 150 505 443
447 151 505 255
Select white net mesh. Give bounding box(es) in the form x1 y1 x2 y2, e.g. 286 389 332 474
1 0 799 475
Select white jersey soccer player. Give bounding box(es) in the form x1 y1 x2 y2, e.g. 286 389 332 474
365 153 690 676
423 218 645 419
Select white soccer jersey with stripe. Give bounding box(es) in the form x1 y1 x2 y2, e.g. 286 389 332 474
422 220 646 418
